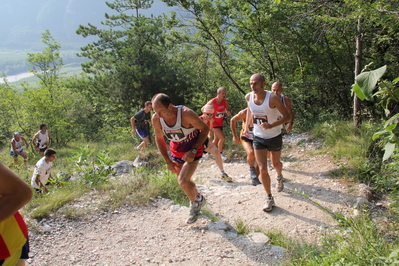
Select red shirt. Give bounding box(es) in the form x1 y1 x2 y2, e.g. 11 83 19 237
211 98 228 127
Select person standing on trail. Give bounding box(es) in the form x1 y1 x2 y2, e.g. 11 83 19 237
32 123 50 157
10 132 29 166
230 108 261 186
267 81 295 179
206 87 231 161
130 101 153 152
271 82 294 133
0 162 32 266
152 93 209 224
244 73 290 212
199 104 232 182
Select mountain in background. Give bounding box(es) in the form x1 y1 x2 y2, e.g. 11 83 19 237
0 0 173 50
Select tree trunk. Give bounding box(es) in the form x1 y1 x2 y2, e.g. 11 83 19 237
354 18 363 128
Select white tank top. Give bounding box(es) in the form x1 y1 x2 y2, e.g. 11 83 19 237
10 138 23 152
160 106 197 142
36 130 49 149
249 91 281 139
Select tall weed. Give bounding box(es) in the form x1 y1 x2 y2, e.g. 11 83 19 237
289 213 398 265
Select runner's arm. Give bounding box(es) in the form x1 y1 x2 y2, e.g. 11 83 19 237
244 93 252 135
230 111 245 143
32 133 38 146
0 163 32 222
22 136 29 148
11 139 18 154
184 109 209 152
130 116 137 134
284 96 294 132
263 94 289 129
152 114 170 163
152 114 180 173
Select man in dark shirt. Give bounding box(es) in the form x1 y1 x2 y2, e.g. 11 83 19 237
130 101 152 152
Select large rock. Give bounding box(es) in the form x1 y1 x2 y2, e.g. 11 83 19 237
111 160 135 174
357 183 373 201
132 156 149 168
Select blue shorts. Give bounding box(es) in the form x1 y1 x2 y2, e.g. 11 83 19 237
136 129 149 139
171 155 202 164
10 149 23 157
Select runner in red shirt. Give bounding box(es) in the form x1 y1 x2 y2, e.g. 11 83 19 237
206 87 231 160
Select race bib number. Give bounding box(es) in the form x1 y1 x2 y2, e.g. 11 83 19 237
248 124 254 133
164 129 185 142
253 115 268 126
215 111 225 118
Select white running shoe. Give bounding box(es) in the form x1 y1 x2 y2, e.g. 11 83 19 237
263 196 275 212
186 196 207 224
276 175 284 192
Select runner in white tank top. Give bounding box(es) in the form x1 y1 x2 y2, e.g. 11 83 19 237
245 74 290 213
32 124 51 156
152 93 210 224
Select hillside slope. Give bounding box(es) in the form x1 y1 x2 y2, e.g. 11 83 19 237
26 133 364 265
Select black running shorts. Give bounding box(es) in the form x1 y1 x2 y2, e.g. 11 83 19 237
253 134 282 151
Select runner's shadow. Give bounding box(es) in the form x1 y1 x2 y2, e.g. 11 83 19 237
193 220 285 265
281 181 355 207
260 205 331 228
190 198 333 265
209 180 253 187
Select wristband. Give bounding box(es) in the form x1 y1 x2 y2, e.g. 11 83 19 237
288 121 294 124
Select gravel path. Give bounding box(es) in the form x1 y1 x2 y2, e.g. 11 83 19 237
26 133 356 266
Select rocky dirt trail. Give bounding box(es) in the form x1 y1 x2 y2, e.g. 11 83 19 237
26 133 359 266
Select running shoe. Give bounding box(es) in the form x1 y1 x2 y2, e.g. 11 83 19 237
276 175 284 192
186 196 207 224
263 196 275 212
251 176 262 186
249 167 257 179
249 167 261 186
221 153 227 161
267 159 273 170
220 173 233 182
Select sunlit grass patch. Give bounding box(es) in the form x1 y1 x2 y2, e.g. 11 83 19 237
234 219 250 235
202 207 219 222
30 188 84 219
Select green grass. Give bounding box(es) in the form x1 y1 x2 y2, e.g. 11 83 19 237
286 213 399 265
311 120 380 182
202 207 219 222
18 140 187 219
8 121 399 265
234 219 250 235
29 188 84 219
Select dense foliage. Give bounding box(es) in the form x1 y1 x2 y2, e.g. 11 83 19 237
1 0 398 146
1 1 398 264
